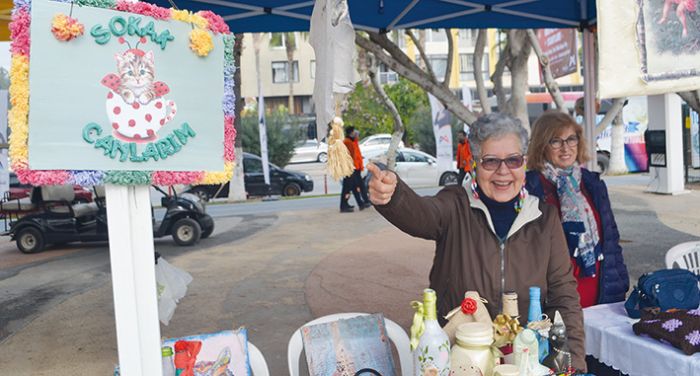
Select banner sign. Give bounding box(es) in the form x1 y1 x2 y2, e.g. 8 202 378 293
428 94 453 175
537 29 577 79
598 0 700 98
9 0 236 185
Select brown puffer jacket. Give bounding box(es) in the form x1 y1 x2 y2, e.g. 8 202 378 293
375 178 586 371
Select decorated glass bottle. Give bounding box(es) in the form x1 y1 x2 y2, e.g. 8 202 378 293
527 286 549 362
411 288 451 376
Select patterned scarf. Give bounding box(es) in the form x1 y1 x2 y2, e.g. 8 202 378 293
543 162 600 276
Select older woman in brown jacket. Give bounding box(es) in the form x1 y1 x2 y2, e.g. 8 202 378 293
366 112 586 371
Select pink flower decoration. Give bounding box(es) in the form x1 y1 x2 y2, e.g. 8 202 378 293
197 10 230 34
224 116 236 162
10 9 31 57
14 167 71 186
114 1 171 20
152 171 204 186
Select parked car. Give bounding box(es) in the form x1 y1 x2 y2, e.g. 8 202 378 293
186 152 313 201
290 139 328 163
363 148 459 188
358 133 405 154
8 173 93 203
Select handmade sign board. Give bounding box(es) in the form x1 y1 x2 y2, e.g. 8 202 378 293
10 0 235 185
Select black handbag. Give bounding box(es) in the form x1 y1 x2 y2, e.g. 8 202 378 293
624 269 700 319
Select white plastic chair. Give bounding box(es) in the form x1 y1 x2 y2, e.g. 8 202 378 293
287 312 412 376
666 241 700 275
248 342 270 376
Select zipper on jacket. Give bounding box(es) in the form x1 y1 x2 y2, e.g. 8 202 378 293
499 241 505 312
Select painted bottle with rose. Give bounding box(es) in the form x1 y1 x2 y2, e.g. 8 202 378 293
411 288 451 376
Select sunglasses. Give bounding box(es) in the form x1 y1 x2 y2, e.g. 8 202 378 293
479 155 525 171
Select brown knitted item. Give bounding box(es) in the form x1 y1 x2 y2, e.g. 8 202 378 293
632 308 700 355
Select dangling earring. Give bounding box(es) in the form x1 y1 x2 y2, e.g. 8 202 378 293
515 186 527 212
470 161 479 200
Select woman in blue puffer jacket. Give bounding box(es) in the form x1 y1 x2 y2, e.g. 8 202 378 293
525 111 629 307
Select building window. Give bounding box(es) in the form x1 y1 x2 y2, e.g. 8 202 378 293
269 32 296 49
272 61 299 83
427 29 447 42
310 60 315 79
459 53 490 81
428 55 448 78
458 29 475 42
379 63 398 84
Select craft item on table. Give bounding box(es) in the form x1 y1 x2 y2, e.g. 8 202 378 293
163 329 250 376
526 287 550 362
444 291 492 345
632 307 700 355
542 311 574 376
624 268 700 319
450 322 500 376
301 313 397 376
325 116 354 181
498 291 521 363
513 329 551 376
411 288 450 376
493 364 520 376
155 255 193 325
162 346 176 376
492 314 523 349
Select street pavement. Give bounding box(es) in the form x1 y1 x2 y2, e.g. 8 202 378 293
0 174 698 375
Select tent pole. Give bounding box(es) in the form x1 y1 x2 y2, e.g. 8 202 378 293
583 27 597 172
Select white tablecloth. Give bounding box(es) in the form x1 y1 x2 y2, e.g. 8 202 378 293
584 302 700 376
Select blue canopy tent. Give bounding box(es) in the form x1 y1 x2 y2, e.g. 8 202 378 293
146 0 600 164
147 0 597 32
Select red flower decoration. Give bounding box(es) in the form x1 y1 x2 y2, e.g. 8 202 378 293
461 297 477 315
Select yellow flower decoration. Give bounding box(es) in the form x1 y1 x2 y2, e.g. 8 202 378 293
189 28 214 57
51 13 85 42
9 55 30 164
200 162 233 184
171 9 208 29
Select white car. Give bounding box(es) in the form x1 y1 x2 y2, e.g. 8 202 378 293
289 139 328 163
358 134 405 154
363 147 459 188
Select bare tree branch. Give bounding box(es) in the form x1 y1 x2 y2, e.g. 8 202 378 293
474 29 490 114
367 31 429 81
368 54 403 171
491 48 510 112
405 29 438 84
356 32 478 125
526 29 566 112
444 28 455 87
595 98 626 136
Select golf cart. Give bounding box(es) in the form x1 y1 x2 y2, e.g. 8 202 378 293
2 184 214 253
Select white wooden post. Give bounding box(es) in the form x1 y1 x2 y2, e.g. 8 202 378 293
647 94 687 194
105 184 163 376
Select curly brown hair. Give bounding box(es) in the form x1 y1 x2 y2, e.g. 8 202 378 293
527 111 590 171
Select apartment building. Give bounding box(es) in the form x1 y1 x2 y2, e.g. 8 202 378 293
239 29 585 115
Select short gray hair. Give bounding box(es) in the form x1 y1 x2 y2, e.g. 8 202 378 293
467 112 529 160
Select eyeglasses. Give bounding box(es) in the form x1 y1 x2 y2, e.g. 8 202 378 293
479 155 525 171
549 136 579 149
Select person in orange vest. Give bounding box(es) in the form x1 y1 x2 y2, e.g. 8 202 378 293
456 130 473 185
340 126 371 212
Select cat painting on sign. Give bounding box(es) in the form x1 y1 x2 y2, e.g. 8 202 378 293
101 39 176 143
